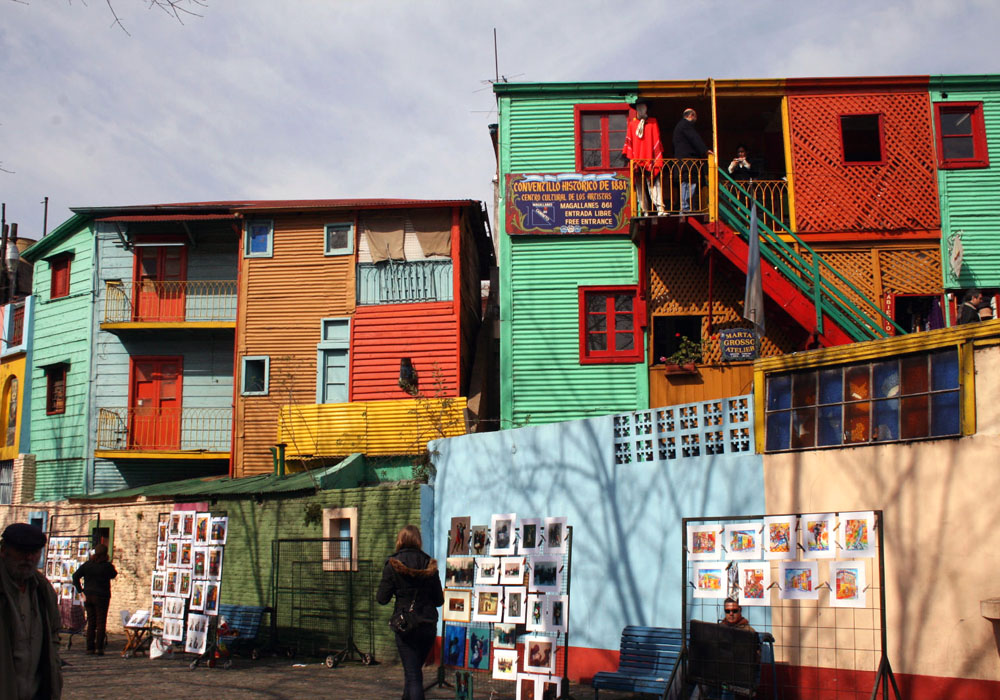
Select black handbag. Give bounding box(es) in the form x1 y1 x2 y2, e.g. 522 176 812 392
388 599 421 636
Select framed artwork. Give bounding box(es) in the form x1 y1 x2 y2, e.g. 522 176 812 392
151 571 165 596
448 516 471 555
519 518 543 555
210 516 228 545
523 635 556 674
838 511 876 558
517 673 539 700
692 561 728 599
156 545 166 570
493 622 518 649
501 556 526 585
528 555 561 594
163 596 186 619
829 560 867 608
165 570 179 596
723 523 762 561
192 547 207 578
475 556 501 585
167 541 179 567
737 562 771 607
455 669 474 700
538 676 563 700
473 586 504 623
801 513 836 559
778 560 819 600
492 648 518 680
443 624 468 667
525 593 546 632
77 540 90 558
180 542 192 567
59 583 73 601
543 517 567 555
490 513 517 556
207 546 224 580
443 589 472 623
204 582 220 615
181 512 195 538
190 581 206 612
546 594 569 633
162 618 184 642
468 628 490 670
470 526 489 556
446 557 475 587
194 513 211 545
504 586 527 624
179 571 192 598
150 598 164 622
169 512 182 538
763 516 797 560
157 519 169 544
687 524 722 561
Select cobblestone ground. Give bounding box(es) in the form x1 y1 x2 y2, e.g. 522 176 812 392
61 634 639 699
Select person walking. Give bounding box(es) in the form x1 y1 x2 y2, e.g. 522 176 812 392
376 525 444 700
1 522 63 700
72 543 118 655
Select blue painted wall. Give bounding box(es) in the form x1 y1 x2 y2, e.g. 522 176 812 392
430 396 764 653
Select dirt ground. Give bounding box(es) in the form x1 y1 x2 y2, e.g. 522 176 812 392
60 633 640 699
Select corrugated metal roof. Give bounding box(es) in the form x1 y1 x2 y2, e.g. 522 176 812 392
95 214 238 223
67 453 365 501
74 199 479 216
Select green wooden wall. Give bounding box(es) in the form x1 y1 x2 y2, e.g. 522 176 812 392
931 76 1000 289
497 88 647 428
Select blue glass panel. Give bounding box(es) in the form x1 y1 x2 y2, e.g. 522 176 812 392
931 349 959 391
872 399 899 441
931 391 960 435
873 361 900 399
765 411 791 451
818 369 842 405
817 406 842 446
767 375 791 411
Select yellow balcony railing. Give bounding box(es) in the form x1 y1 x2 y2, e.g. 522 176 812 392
720 179 791 232
103 280 237 324
96 407 232 452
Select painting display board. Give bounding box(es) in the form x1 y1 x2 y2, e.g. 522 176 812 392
440 515 572 698
682 511 899 700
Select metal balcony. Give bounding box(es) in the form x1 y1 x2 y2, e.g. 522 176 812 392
103 280 237 325
96 407 232 455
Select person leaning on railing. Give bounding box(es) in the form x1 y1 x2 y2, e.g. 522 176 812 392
672 108 713 213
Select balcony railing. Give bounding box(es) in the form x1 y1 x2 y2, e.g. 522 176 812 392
357 260 453 305
720 179 791 232
628 158 710 215
103 280 237 324
96 407 232 453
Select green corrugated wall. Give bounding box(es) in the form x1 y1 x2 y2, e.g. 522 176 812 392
498 90 647 428
932 77 1000 289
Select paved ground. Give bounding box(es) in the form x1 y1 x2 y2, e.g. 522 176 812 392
60 634 639 699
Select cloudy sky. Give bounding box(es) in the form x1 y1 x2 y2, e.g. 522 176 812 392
2 0 998 239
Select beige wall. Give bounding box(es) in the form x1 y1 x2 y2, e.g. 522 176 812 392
764 344 1000 682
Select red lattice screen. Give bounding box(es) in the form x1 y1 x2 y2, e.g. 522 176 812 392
788 92 940 234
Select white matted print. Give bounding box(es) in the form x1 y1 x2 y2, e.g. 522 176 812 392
186 612 209 653
505 586 528 624
538 676 563 699
723 523 762 561
525 593 546 632
687 524 722 561
801 513 836 559
181 512 195 539
490 513 517 556
163 596 186 619
443 589 472 623
763 516 797 560
500 556 526 585
838 511 876 558
190 581 207 612
518 518 543 555
778 560 819 600
493 623 518 649
194 512 211 545
543 517 567 555
492 648 518 680
517 673 541 700
528 555 561 594
151 571 166 597
162 618 185 642
692 561 728 599
473 585 504 623
737 562 771 607
829 560 867 608
546 594 569 633
151 598 164 622
210 516 228 545
204 581 221 615
207 546 224 580
475 557 501 585
523 635 557 674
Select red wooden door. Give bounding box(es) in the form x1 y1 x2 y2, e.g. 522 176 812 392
129 358 182 449
134 246 186 321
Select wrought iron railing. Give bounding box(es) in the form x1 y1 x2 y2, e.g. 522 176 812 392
628 158 709 215
96 407 232 452
720 179 790 232
356 260 453 305
103 280 237 323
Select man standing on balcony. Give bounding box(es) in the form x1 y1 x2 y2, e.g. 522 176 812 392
623 100 666 216
673 108 712 214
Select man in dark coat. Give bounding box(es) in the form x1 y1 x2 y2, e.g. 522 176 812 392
673 108 712 213
72 543 118 654
957 289 984 324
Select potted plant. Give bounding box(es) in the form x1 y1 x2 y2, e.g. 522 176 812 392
659 335 703 374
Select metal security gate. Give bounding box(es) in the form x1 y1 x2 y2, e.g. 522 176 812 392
271 537 376 664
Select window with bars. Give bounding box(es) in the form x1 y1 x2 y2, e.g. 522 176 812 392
579 286 643 364
575 105 628 172
764 349 961 452
322 506 358 572
934 102 990 169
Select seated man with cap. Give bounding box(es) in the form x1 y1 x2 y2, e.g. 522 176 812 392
1 522 64 700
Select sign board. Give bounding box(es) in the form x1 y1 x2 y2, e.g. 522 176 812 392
505 173 631 234
719 328 758 361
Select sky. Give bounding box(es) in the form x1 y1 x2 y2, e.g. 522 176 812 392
2 0 998 240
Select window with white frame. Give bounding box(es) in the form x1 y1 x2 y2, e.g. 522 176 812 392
317 318 350 404
322 506 358 571
241 356 270 396
244 219 273 258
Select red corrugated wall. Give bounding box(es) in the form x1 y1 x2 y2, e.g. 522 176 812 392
350 302 459 401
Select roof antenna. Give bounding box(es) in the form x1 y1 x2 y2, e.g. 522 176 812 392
494 28 499 84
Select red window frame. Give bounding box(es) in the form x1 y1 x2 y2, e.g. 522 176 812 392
574 104 630 173
49 254 72 300
578 285 645 364
934 101 990 169
45 364 67 415
839 113 887 166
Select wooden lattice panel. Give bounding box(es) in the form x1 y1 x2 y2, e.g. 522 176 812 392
648 245 799 362
802 248 878 323
787 92 940 233
879 248 942 295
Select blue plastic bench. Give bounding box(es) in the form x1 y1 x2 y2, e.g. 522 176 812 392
592 626 683 699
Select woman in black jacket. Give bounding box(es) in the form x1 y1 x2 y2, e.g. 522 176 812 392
71 544 118 654
376 525 444 700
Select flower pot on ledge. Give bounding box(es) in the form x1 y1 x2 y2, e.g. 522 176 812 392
663 362 699 375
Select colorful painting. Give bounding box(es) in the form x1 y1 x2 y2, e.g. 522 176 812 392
519 518 543 555
473 586 504 623
193 547 207 578
475 556 501 585
517 673 539 700
181 512 195 538
505 586 527 624
209 516 228 545
190 581 206 612
490 513 517 556
778 560 819 600
470 526 489 555
446 557 475 587
723 523 762 560
443 624 467 667
546 594 569 633
493 622 518 649
539 676 563 700
737 562 771 607
523 635 556 674
448 516 471 555
207 546 224 580
194 513 211 545
468 628 490 670
501 556 526 585
687 524 721 560
443 589 472 623
528 555 562 594
838 511 877 558
692 561 729 599
829 560 867 608
492 648 518 680
801 513 836 559
526 593 546 633
204 581 220 615
455 670 474 700
763 516 798 560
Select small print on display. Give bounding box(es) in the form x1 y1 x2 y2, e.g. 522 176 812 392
475 556 501 585
449 516 471 555
162 617 184 642
443 589 472 623
525 593 546 633
504 586 527 624
538 676 563 700
210 516 228 545
762 516 798 560
446 557 475 587
181 512 195 538
737 562 771 607
778 560 819 600
207 546 224 580
194 513 211 545
687 524 722 561
492 648 518 680
692 561 728 599
519 518 543 555
517 673 539 700
472 586 504 623
467 628 490 670
455 669 474 700
829 560 867 608
490 513 517 556
493 622 518 649
528 555 561 593
546 594 569 633
522 635 557 674
204 581 221 615
837 511 876 558
801 513 836 560
543 516 567 555
470 526 489 555
723 523 762 561
443 624 467 667
500 556 526 585
190 581 206 612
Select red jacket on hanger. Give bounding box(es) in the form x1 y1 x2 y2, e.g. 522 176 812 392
623 117 664 175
